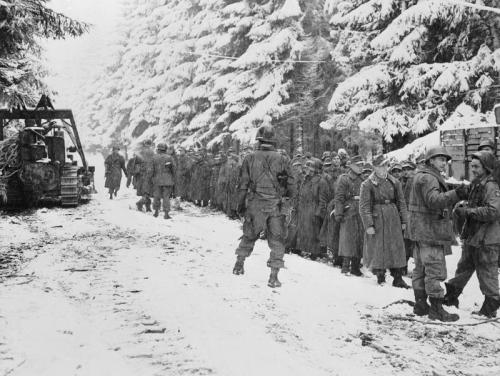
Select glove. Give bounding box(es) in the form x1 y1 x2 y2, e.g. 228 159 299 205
366 226 375 235
454 184 469 200
454 206 469 219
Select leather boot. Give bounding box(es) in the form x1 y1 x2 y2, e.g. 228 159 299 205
472 296 500 318
333 256 343 268
428 297 459 322
392 269 410 289
350 258 363 276
268 267 282 288
136 201 143 211
375 269 386 285
443 282 462 308
341 257 350 274
153 209 159 218
164 212 171 219
413 290 430 316
232 256 245 275
145 201 152 212
109 193 113 200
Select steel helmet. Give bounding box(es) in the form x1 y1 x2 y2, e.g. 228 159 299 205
471 151 496 173
425 146 451 162
255 125 277 144
478 138 495 151
157 143 168 152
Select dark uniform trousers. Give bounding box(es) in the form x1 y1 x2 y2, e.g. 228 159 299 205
236 199 286 269
153 186 172 213
448 245 500 299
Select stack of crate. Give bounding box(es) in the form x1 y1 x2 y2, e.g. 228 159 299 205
440 126 498 181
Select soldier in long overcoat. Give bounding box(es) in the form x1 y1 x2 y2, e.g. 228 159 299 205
296 158 325 259
444 151 500 318
285 159 303 253
407 146 468 321
401 160 417 271
104 145 127 199
318 158 336 257
359 155 409 288
334 156 365 276
135 142 154 212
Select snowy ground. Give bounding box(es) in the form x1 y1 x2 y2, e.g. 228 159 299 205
1 161 499 376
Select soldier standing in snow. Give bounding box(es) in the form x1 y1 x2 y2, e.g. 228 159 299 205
359 155 409 288
232 125 295 288
444 151 500 318
135 140 155 212
334 155 365 276
151 143 176 219
104 145 127 199
407 146 468 322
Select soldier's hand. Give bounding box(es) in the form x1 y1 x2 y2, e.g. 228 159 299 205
366 226 375 235
454 184 469 200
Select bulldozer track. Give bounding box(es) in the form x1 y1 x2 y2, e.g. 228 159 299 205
61 165 79 207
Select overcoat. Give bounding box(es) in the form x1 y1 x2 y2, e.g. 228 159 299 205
359 173 408 270
104 153 126 190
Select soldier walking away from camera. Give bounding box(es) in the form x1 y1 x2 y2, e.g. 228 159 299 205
135 140 155 212
444 151 500 318
407 146 468 322
334 156 365 276
151 143 176 219
105 145 127 199
359 155 409 288
232 125 295 288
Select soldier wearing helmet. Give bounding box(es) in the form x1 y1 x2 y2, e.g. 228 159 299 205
150 143 176 219
443 150 500 318
232 125 295 288
406 145 468 322
104 145 127 199
478 138 500 192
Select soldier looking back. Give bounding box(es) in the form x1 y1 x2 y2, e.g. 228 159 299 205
232 125 295 288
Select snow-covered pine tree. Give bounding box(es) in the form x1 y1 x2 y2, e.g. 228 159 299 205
322 0 500 150
78 0 339 153
0 0 87 106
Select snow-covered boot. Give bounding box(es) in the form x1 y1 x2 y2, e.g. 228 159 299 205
341 257 350 274
232 256 245 275
164 212 171 219
332 256 343 268
350 258 363 277
145 202 152 212
392 269 410 289
443 282 462 308
153 209 159 218
472 297 500 318
109 193 113 200
428 297 459 322
413 290 430 316
267 268 282 288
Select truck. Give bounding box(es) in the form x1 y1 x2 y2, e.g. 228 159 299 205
0 95 95 208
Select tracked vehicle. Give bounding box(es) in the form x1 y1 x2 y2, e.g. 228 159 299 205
0 95 95 208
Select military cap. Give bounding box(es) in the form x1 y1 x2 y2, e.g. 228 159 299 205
323 158 332 166
478 138 495 151
306 157 322 171
321 151 331 160
401 160 416 170
471 150 496 173
349 155 364 166
390 163 402 172
292 160 302 167
362 163 373 173
338 148 348 157
372 154 389 167
305 152 312 159
330 151 338 157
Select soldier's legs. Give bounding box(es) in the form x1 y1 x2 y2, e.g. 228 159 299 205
412 243 425 291
266 215 286 269
235 208 264 259
162 186 172 214
447 245 475 291
153 187 162 211
144 194 152 211
475 246 500 299
414 243 447 299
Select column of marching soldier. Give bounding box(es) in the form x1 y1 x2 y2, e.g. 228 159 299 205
105 135 500 322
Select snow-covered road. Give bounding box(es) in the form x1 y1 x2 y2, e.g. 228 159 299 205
1 187 499 376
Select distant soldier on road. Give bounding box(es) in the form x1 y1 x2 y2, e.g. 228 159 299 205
444 151 500 318
104 145 127 199
232 125 295 288
151 143 176 219
407 146 468 322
